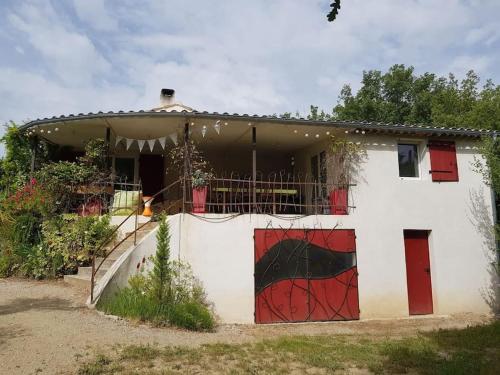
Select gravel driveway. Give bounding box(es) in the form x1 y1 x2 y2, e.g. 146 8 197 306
0 278 491 375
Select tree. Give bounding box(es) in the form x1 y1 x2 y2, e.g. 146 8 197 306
149 213 172 304
0 123 33 193
332 64 500 132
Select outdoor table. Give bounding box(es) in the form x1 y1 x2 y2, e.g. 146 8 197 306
212 187 298 213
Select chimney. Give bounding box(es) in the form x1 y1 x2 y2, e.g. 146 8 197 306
160 88 175 106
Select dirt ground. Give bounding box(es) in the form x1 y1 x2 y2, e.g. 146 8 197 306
0 278 492 375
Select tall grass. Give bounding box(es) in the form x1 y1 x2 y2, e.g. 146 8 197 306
97 214 215 331
97 287 214 331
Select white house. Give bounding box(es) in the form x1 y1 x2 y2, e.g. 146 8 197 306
21 89 499 324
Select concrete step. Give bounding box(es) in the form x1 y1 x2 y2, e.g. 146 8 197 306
94 257 116 269
64 274 90 291
65 221 158 294
77 266 107 279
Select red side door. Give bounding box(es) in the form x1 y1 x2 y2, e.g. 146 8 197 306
404 230 433 315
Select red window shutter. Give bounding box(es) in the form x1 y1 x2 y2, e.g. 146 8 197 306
428 141 459 182
329 187 348 215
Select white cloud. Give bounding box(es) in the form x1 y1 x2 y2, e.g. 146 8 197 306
72 0 119 31
7 2 111 85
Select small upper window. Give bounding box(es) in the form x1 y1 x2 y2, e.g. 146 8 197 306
398 144 419 178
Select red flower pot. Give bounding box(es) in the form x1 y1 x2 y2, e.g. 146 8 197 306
192 186 208 213
329 187 348 215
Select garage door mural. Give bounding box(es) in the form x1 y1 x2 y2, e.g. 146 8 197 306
254 228 359 323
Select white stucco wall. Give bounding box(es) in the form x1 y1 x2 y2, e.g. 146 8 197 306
97 134 497 323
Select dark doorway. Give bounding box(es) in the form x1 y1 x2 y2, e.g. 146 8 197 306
139 155 164 198
404 230 433 315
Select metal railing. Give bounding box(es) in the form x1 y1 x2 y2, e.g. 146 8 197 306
89 179 182 303
183 174 356 215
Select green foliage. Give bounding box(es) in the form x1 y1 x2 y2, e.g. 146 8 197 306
473 137 500 200
168 140 213 182
12 211 43 257
327 0 341 22
34 138 108 213
327 135 366 186
98 270 214 331
191 169 213 189
332 65 500 131
98 215 215 331
0 123 33 193
0 213 115 279
149 213 172 303
78 138 108 171
168 301 214 331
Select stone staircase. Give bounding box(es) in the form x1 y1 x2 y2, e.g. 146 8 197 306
64 221 158 292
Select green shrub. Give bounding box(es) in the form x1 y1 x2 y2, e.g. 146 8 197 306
169 301 215 331
149 213 172 303
0 251 19 277
0 212 116 279
98 214 215 331
34 214 116 277
98 285 163 323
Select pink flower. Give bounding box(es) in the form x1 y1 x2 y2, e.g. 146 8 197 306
31 178 37 186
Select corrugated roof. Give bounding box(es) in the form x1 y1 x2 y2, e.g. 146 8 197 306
20 109 499 138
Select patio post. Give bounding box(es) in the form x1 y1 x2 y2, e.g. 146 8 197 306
104 127 111 170
252 125 257 213
30 135 38 177
182 121 189 213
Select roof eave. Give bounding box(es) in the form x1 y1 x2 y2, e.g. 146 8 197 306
20 110 499 138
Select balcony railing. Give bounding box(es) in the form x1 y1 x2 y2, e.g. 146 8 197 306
183 176 355 216
69 174 355 217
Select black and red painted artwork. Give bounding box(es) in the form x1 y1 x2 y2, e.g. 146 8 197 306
254 229 359 323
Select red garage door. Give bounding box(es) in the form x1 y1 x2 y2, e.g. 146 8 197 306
254 229 359 323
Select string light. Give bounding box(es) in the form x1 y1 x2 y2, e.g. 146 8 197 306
213 120 221 134
315 134 319 138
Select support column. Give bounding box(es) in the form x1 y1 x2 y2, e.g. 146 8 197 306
252 125 257 213
182 122 189 213
105 127 111 170
30 135 38 176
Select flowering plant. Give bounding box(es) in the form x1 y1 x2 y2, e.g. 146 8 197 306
3 178 52 215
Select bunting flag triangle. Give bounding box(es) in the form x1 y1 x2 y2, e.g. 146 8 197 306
147 139 156 151
115 135 123 146
126 138 134 150
169 132 178 146
158 136 167 150
137 140 145 152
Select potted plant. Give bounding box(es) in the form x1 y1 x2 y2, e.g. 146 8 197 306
326 135 365 215
191 169 213 213
168 140 214 214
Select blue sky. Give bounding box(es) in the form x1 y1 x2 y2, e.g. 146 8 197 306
1 0 500 154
